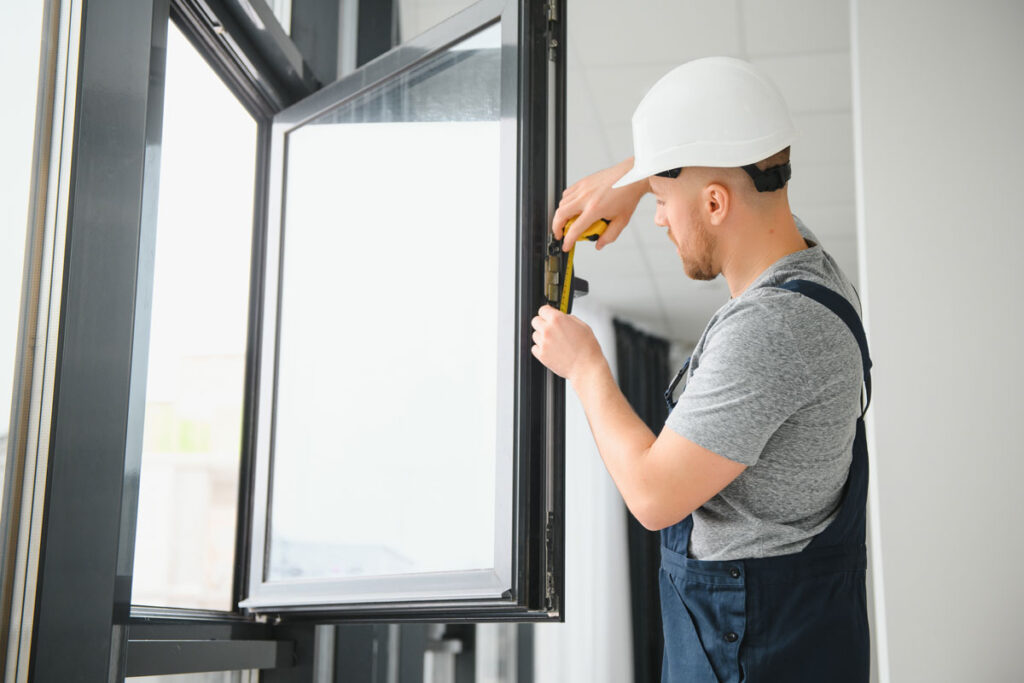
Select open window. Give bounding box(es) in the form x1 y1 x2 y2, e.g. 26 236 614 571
238 0 566 621
9 0 566 676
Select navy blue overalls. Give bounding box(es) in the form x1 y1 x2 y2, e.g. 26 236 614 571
659 280 872 683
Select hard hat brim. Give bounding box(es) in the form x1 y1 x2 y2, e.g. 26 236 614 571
611 129 796 189
611 163 658 188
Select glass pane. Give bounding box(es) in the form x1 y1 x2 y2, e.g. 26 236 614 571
268 24 502 582
128 672 256 683
0 0 45 505
130 23 257 610
398 0 480 42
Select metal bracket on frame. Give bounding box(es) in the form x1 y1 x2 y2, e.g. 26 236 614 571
545 0 559 61
544 511 559 614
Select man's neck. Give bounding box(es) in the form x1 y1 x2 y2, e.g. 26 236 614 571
721 208 808 298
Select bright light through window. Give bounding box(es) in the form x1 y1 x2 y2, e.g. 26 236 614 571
0 1 45 511
264 23 505 588
130 22 258 611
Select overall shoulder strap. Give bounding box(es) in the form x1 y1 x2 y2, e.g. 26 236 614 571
776 279 873 415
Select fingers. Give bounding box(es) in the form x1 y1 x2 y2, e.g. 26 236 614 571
564 206 598 251
551 200 578 240
532 308 551 351
553 185 585 239
531 312 544 356
594 217 627 250
552 190 586 239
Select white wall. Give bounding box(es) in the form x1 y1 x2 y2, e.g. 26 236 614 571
533 297 634 683
852 1 1024 680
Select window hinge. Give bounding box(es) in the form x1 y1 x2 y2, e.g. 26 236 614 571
545 243 561 304
544 511 559 613
545 0 559 62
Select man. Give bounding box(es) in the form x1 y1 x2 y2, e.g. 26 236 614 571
530 57 871 682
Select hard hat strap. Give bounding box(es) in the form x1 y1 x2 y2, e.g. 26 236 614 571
654 162 791 192
741 161 792 192
655 167 683 179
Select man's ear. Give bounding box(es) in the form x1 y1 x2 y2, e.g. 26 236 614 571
703 182 730 226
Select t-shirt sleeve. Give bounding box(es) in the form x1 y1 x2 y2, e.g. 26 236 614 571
664 296 812 466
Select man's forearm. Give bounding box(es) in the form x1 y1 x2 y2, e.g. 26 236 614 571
569 354 657 519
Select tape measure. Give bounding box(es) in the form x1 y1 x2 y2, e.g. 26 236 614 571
557 217 608 314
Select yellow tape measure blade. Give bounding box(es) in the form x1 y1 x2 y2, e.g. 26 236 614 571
559 247 574 313
557 218 607 314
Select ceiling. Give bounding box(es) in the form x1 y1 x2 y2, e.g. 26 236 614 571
565 0 858 347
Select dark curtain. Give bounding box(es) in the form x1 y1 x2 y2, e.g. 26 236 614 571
613 318 671 683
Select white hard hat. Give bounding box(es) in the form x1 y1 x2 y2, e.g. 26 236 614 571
612 56 796 188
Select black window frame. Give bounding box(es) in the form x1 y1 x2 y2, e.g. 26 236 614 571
12 0 566 677
239 0 562 623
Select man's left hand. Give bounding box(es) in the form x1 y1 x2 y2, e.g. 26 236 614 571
531 304 603 381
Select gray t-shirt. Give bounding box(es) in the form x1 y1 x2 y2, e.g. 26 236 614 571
664 216 863 561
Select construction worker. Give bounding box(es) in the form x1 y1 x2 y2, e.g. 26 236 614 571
530 57 871 682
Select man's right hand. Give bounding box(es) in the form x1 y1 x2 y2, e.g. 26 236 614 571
551 157 649 252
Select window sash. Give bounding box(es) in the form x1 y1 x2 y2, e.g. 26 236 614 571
240 0 564 620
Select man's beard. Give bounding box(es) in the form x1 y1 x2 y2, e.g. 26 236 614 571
681 210 718 281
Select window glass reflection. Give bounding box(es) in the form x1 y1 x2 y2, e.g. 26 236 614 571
130 23 257 610
268 24 503 582
129 672 256 683
398 0 480 42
